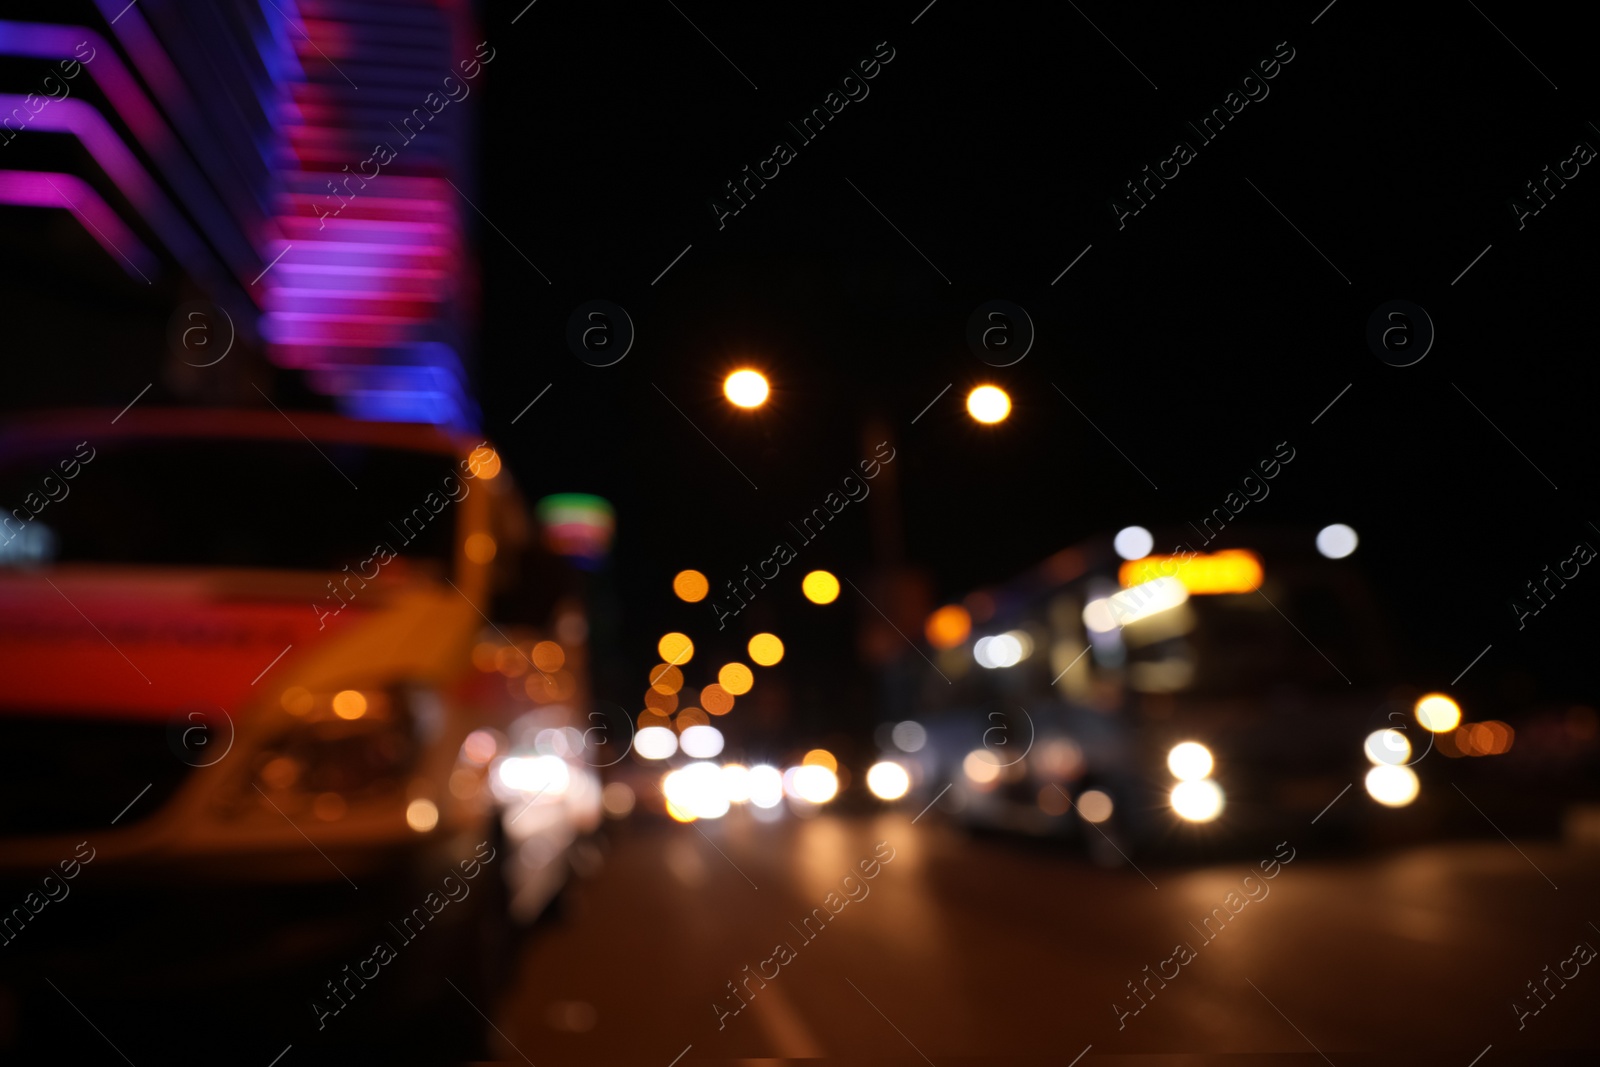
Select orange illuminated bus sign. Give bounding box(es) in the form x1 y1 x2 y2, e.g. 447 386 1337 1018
1118 549 1263 594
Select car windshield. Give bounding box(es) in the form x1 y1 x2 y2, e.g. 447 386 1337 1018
0 436 460 571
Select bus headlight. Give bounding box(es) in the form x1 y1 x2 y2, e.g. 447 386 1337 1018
1166 741 1214 781
1364 764 1419 807
1170 779 1224 822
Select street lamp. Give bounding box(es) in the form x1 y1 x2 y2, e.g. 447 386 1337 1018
724 369 769 408
966 385 1010 424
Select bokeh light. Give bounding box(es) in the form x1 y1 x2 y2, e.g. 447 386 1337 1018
663 761 731 819
1415 693 1461 733
963 749 1002 784
644 688 678 715
1364 764 1420 806
747 765 784 808
700 684 735 716
1170 779 1224 822
748 633 785 666
721 763 750 803
658 632 694 665
405 798 439 832
967 385 1011 424
1113 526 1154 561
602 781 635 818
332 690 367 720
635 726 678 760
680 724 725 759
1316 523 1359 559
1077 789 1115 824
724 369 770 408
802 570 840 604
1166 742 1214 781
649 664 684 694
464 532 497 564
925 605 972 649
792 764 839 804
891 720 927 752
718 662 754 695
468 446 501 480
531 641 565 673
1363 729 1412 766
672 570 709 602
802 749 838 772
866 761 911 800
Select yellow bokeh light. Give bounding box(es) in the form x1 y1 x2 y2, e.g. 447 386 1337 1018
718 662 754 695
748 633 784 666
1119 550 1264 595
280 686 314 716
658 632 695 665
802 570 840 604
332 689 367 720
674 707 710 731
724 369 770 408
665 798 696 822
644 688 679 715
1415 693 1462 733
925 605 971 650
531 641 565 673
802 748 838 773
673 570 709 602
649 663 683 694
405 798 439 833
967 385 1011 424
464 532 497 564
468 446 501 480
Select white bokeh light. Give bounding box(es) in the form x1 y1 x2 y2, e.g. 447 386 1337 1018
1114 525 1154 560
1316 524 1359 559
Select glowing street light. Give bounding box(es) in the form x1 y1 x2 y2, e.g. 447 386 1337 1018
724 369 769 408
967 385 1010 424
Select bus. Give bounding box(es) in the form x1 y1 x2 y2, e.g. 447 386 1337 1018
879 526 1432 859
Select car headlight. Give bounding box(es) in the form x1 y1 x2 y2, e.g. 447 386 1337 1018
224 688 424 819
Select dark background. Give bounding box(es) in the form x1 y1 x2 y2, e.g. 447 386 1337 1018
4 0 1594 736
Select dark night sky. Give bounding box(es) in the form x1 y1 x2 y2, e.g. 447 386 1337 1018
2 1 1594 741
471 2 1598 722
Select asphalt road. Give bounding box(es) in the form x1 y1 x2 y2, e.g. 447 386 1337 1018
491 809 1600 1066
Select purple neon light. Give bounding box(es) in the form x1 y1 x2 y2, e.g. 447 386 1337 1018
0 21 259 280
0 169 158 279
